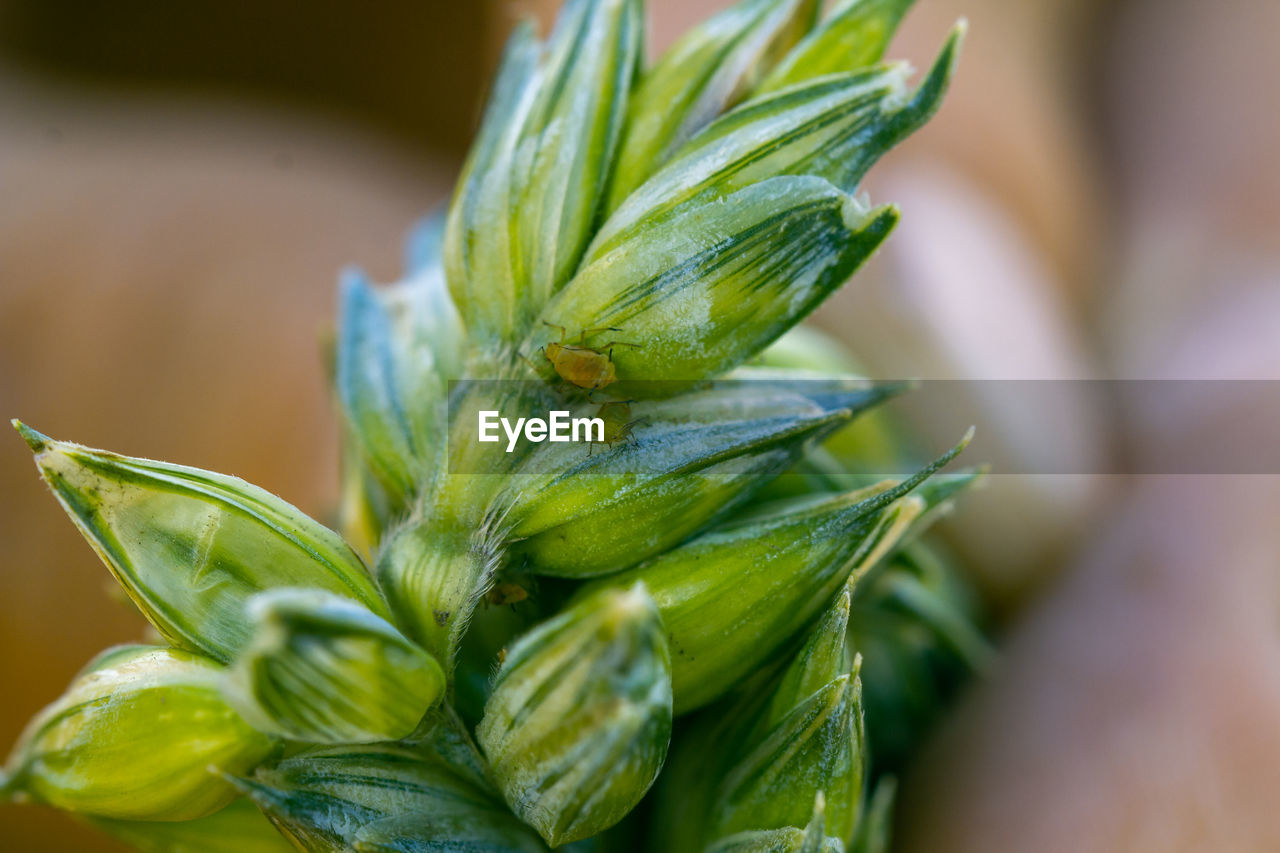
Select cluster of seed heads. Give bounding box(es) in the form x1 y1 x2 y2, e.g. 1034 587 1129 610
1 1 988 851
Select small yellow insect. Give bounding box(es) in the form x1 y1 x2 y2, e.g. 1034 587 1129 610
589 400 648 455
539 322 639 392
485 582 529 608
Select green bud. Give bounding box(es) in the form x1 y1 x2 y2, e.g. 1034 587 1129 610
757 0 918 93
512 0 643 316
648 592 856 853
3 646 274 820
709 669 863 843
504 379 902 577
335 225 462 509
88 798 293 853
705 794 843 853
444 21 540 342
223 589 446 744
759 589 854 735
235 744 542 852
586 28 961 267
535 176 897 383
15 422 391 663
606 0 820 209
590 434 968 713
478 584 673 846
376 516 499 669
447 0 643 342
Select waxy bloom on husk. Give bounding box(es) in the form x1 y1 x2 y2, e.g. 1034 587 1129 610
526 26 962 385
478 583 673 846
531 178 899 385
235 743 543 853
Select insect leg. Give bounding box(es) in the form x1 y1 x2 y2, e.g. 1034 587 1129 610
541 320 568 342
595 340 641 352
579 326 622 345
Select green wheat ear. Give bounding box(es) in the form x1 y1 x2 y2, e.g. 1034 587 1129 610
6 1 986 850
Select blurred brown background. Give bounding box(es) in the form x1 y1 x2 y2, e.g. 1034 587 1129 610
2 0 1278 850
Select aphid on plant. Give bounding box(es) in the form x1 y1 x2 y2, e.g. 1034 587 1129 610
539 322 639 392
486 582 529 608
589 400 648 455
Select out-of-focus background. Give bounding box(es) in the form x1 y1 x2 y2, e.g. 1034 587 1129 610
1 0 1278 850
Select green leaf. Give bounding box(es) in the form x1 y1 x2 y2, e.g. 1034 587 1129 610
651 595 864 852
593 68 906 259
759 588 854 734
589 24 962 269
